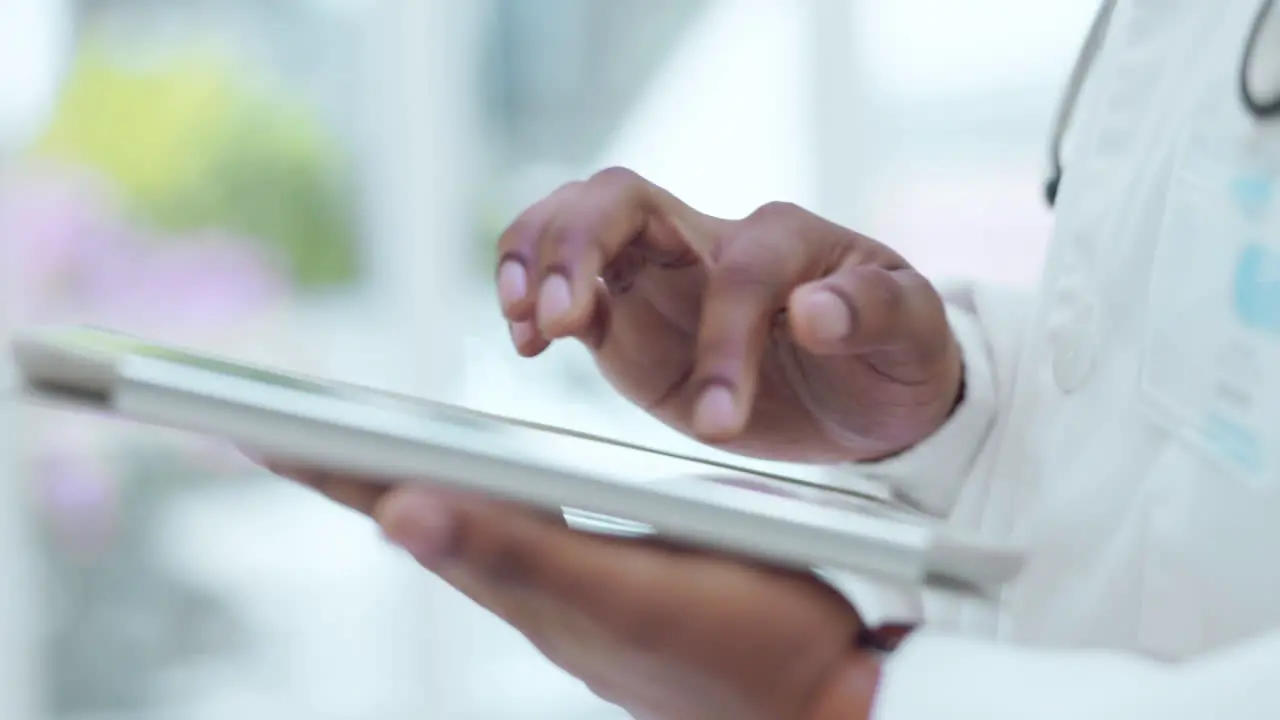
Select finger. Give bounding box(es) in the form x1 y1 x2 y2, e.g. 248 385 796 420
311 476 390 517
788 263 943 358
571 281 612 350
496 182 583 322
259 459 391 517
497 260 530 319
508 320 551 357
508 282 609 355
529 168 656 339
375 487 653 615
689 220 809 440
688 266 779 441
376 488 861 670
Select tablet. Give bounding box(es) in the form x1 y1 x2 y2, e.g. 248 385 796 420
10 325 1022 596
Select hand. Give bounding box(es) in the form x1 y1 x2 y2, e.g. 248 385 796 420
261 462 881 720
496 167 961 462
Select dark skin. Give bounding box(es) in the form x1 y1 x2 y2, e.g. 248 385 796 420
257 168 962 719
498 167 960 463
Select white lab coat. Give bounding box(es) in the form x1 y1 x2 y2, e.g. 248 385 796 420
838 2 1280 717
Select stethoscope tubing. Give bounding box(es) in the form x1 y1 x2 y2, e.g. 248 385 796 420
1047 0 1278 208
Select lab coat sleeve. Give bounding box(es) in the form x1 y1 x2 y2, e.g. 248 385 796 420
830 281 1033 517
813 282 1032 626
871 630 1280 720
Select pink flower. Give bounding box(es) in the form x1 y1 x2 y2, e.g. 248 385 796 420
75 231 285 340
0 164 286 335
0 167 131 321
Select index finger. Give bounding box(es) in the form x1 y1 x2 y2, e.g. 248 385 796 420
497 168 700 338
689 204 845 440
495 181 583 322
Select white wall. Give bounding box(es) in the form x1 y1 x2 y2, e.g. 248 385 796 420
596 0 1103 288
594 0 816 218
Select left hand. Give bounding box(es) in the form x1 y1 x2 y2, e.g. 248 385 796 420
259 461 882 720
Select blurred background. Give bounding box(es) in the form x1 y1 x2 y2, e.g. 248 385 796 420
0 0 1099 717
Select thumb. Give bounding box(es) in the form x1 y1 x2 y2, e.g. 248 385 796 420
787 263 949 363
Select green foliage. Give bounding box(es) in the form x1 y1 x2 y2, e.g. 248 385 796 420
32 43 360 288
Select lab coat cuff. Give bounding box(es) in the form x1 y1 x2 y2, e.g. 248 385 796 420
870 634 1166 720
814 568 924 629
843 301 997 514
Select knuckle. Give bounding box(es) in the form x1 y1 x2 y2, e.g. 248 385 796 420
587 166 654 212
870 270 908 319
695 338 748 380
746 200 801 225
499 182 585 252
536 232 603 285
588 165 642 187
710 251 779 294
714 202 802 267
543 180 588 207
858 266 904 307
499 215 541 258
536 225 585 267
554 179 587 195
840 266 907 339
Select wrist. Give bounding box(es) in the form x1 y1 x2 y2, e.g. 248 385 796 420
804 652 882 720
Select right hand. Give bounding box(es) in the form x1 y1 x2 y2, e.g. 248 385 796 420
496 167 962 463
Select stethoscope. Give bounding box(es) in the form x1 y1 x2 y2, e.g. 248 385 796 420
1045 0 1280 208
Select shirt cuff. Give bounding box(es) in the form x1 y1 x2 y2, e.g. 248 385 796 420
844 302 998 516
871 633 1166 720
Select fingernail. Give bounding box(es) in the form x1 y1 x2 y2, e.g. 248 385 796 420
693 384 739 437
380 493 456 568
799 288 851 342
498 261 527 307
509 320 534 347
537 274 573 328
